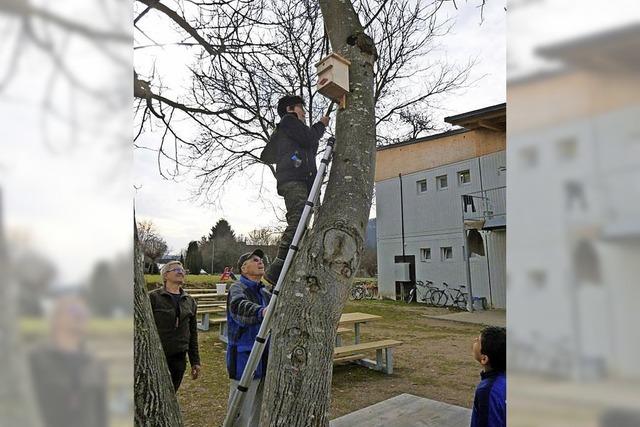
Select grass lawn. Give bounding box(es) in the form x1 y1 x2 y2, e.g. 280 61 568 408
145 274 229 288
20 317 133 335
176 299 481 426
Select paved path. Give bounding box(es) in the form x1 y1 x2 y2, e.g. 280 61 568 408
330 393 471 427
423 309 505 327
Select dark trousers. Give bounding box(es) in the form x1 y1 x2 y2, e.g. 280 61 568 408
166 351 187 391
276 181 310 259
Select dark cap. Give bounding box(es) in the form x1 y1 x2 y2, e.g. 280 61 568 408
277 95 304 117
237 248 265 272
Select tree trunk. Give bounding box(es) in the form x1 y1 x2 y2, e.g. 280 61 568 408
260 1 377 425
134 219 183 426
0 189 43 427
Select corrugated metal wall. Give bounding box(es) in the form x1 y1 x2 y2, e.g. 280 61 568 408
486 230 506 308
376 151 507 304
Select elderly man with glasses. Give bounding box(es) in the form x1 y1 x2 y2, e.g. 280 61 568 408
149 260 201 391
225 248 271 427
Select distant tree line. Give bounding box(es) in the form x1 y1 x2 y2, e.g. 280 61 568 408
185 219 280 275
136 218 280 276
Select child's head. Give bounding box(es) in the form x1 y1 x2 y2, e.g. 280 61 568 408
472 326 506 372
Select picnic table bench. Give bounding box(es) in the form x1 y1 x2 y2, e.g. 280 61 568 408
204 312 401 374
333 339 403 374
197 307 227 331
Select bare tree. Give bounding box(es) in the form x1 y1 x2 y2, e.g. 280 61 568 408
136 220 169 273
246 227 282 246
258 0 378 424
133 218 183 426
133 0 474 199
0 1 129 152
0 189 44 426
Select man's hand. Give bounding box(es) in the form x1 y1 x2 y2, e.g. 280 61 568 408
320 116 330 126
191 364 201 380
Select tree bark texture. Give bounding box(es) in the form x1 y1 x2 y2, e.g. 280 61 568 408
260 1 376 425
133 220 183 426
0 190 43 427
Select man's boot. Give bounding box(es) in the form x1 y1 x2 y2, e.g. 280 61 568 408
264 257 284 286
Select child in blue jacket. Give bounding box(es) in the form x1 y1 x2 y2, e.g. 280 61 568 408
471 326 506 427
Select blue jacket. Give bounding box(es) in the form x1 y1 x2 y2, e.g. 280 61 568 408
226 275 271 380
470 370 506 427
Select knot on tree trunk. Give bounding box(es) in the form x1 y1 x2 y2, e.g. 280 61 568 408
306 276 320 293
346 31 378 61
322 228 359 279
291 346 307 369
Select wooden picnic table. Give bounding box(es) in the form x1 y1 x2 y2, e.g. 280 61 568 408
205 311 399 374
207 311 381 344
338 312 382 345
190 293 227 299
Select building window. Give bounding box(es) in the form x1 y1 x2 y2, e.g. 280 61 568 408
565 181 587 211
420 248 431 262
440 246 453 261
520 146 538 169
436 175 448 190
457 170 471 185
557 137 578 161
416 179 427 194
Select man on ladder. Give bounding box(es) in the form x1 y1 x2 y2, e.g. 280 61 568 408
260 95 330 286
224 97 335 427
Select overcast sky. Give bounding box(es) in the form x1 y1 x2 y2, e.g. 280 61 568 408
3 0 633 283
134 0 508 255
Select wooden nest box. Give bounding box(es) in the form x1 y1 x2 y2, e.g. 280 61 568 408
316 53 351 106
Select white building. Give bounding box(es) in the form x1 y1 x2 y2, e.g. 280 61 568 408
375 104 506 309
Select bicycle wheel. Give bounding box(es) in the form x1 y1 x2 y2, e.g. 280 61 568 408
350 286 365 300
456 295 468 310
430 290 447 307
421 288 434 304
405 289 415 303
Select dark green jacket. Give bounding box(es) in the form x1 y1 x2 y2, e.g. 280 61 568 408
148 287 200 366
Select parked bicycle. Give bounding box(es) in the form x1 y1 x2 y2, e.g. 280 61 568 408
349 282 374 300
405 280 438 304
430 282 468 310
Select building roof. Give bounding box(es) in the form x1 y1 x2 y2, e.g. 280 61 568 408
536 23 640 73
443 103 506 132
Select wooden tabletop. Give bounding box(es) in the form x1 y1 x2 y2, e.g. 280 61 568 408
190 293 227 298
338 312 382 326
211 312 381 325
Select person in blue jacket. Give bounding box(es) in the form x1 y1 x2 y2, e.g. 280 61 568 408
471 326 506 427
225 249 271 427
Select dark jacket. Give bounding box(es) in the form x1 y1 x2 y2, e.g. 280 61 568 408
470 370 506 427
148 287 200 366
226 275 272 380
30 346 107 427
264 113 326 187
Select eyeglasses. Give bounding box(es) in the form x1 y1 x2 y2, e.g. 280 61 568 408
169 267 185 274
241 257 263 268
